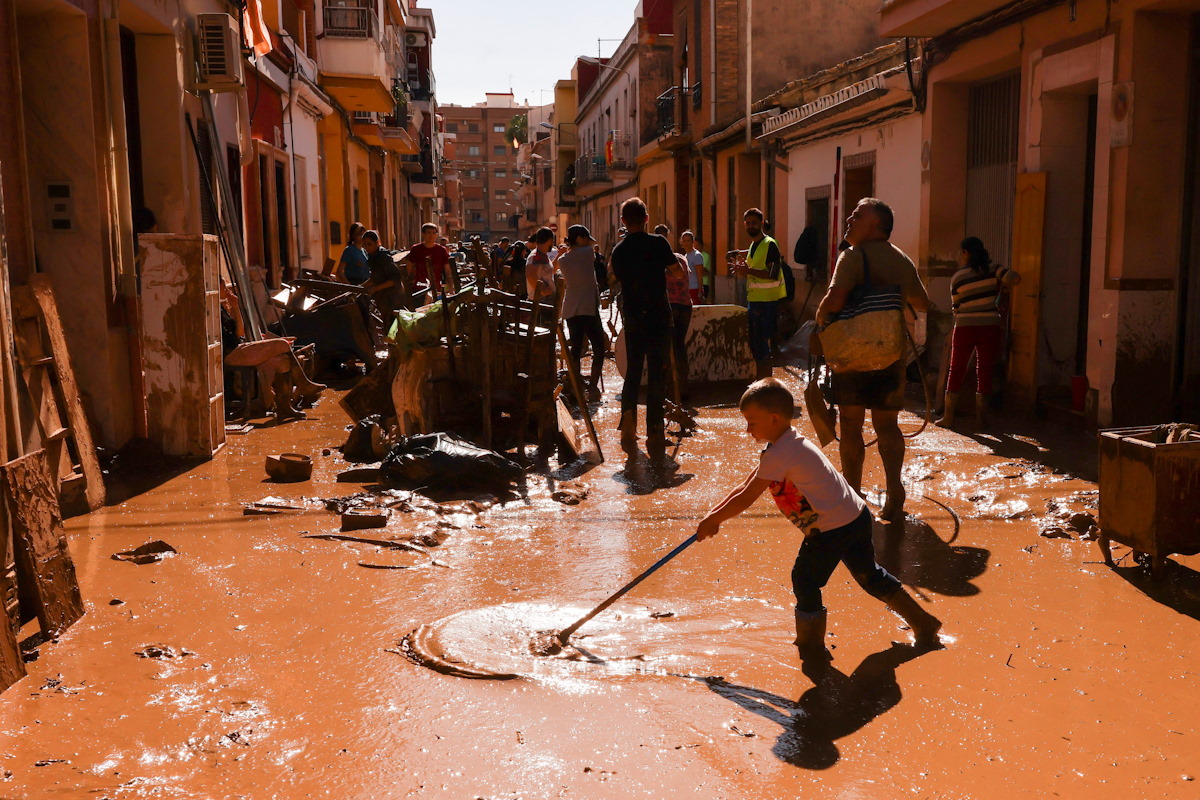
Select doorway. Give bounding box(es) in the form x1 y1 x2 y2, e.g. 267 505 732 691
965 73 1020 271
1177 14 1200 421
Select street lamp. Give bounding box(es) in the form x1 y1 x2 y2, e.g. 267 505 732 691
579 55 630 79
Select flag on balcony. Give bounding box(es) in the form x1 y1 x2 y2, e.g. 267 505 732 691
605 135 614 167
243 0 273 58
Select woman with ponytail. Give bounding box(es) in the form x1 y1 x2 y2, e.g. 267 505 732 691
938 236 1021 428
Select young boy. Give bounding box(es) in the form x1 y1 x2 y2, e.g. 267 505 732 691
696 378 942 660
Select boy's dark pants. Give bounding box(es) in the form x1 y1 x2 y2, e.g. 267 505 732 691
792 508 901 614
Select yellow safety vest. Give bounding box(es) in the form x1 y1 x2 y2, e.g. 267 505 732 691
746 235 786 303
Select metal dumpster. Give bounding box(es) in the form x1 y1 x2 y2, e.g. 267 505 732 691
1098 425 1200 578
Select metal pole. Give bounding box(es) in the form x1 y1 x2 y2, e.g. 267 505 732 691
745 0 753 152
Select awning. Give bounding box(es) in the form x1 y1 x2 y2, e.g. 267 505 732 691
319 73 395 113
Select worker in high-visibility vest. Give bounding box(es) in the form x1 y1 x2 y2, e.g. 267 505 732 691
732 207 786 379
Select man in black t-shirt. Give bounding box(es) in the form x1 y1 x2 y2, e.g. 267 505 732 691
611 197 680 454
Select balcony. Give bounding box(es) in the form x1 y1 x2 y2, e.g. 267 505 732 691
879 0 1012 37
575 151 610 191
323 2 376 37
409 68 435 103
351 111 385 146
654 87 693 151
318 1 392 112
608 131 635 174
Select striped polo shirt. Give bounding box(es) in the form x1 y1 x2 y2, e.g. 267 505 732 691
950 265 1014 327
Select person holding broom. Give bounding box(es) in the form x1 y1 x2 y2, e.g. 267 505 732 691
695 377 942 664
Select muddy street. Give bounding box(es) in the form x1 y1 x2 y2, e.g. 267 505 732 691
2 367 1198 799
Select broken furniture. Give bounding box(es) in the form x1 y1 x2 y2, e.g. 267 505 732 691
139 233 226 458
1097 425 1200 578
10 275 106 513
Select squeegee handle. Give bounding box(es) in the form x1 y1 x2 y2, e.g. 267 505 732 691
558 534 698 642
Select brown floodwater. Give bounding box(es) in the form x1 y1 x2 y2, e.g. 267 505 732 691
2 365 1198 799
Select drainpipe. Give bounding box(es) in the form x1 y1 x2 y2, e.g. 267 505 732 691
99 0 148 440
744 0 752 152
285 63 304 278
700 0 710 128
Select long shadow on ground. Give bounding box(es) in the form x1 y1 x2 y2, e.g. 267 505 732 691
700 642 935 769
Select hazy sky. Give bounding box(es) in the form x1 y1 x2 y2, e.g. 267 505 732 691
426 1 638 107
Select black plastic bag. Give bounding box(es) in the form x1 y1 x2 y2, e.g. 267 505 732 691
341 415 387 463
381 432 524 490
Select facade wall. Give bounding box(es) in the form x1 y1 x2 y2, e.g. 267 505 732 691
917 0 1199 425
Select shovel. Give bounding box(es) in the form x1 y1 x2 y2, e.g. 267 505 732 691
531 533 698 656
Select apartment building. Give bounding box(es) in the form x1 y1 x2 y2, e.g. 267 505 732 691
573 2 674 252
442 94 528 242
0 0 441 455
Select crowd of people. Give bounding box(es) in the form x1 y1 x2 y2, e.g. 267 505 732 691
322 198 1017 518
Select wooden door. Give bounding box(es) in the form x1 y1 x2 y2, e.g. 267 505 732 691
1007 172 1047 406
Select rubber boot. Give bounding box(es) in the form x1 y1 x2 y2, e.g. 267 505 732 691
794 609 829 654
587 358 603 401
618 410 638 451
272 372 304 420
936 392 958 428
884 589 943 648
290 363 326 405
975 393 987 428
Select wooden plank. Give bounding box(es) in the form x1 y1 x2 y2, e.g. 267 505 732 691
555 395 580 461
27 275 105 510
0 507 26 694
1007 172 1046 408
0 450 84 637
10 302 70 483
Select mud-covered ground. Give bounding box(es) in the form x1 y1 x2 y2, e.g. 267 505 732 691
2 365 1198 799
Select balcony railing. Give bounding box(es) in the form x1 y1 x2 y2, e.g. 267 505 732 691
575 151 609 186
608 131 634 172
323 2 377 39
656 87 691 139
410 152 436 183
409 68 435 101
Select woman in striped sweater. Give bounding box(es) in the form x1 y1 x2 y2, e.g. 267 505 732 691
938 237 1021 428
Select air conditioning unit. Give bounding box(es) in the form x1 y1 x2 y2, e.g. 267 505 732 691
404 31 427 48
196 13 243 91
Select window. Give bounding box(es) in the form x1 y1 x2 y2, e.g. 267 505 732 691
445 122 458 133
493 123 506 133
495 169 507 178
493 145 507 156
467 123 479 133
495 211 508 222
465 169 480 179
494 190 506 199
468 145 480 156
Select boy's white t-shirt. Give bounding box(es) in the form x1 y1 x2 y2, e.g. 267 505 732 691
755 428 866 536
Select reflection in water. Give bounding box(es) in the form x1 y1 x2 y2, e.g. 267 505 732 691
703 642 933 770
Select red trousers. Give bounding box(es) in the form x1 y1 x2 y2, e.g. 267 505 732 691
947 324 1003 395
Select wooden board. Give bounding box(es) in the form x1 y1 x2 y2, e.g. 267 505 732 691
25 275 106 511
0 516 26 693
556 396 580 461
1007 172 1046 408
0 450 85 637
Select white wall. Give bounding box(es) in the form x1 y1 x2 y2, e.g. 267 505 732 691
785 114 923 281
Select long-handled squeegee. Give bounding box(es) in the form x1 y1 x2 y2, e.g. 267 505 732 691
531 534 699 656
